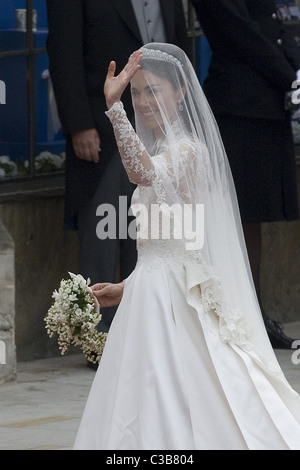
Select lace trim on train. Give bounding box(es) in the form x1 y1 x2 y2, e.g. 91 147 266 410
185 254 281 375
200 276 253 350
200 278 281 374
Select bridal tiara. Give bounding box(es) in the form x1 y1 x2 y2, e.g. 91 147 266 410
140 47 183 69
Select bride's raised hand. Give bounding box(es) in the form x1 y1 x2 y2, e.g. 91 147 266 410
104 50 143 109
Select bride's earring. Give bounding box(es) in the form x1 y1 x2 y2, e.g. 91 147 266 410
178 102 184 112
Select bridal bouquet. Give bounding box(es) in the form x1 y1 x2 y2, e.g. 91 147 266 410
44 272 107 364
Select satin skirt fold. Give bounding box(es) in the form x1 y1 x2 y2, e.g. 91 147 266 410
74 257 300 450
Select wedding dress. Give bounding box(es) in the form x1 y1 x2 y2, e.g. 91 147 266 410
74 43 300 450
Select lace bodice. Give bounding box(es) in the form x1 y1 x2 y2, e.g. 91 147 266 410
105 100 212 253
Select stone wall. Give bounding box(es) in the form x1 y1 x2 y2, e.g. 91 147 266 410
0 195 79 367
0 218 16 383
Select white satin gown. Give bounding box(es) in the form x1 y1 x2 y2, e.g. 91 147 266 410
74 101 300 450
73 189 300 451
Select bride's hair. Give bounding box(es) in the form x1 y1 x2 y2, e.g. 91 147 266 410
140 53 185 90
138 44 197 135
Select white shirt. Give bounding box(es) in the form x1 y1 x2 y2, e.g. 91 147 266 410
130 0 167 44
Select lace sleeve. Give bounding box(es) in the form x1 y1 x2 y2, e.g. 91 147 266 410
105 101 156 186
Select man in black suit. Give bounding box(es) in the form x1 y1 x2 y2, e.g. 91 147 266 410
45 0 190 333
191 0 300 348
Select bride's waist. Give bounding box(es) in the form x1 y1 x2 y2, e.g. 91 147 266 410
137 239 195 261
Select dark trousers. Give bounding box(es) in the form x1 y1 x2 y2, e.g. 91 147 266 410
77 150 137 332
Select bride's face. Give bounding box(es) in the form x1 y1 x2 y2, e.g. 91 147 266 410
130 69 182 135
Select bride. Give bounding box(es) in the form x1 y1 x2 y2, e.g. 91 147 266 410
73 43 300 450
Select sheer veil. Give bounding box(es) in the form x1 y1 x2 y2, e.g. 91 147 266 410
132 42 287 376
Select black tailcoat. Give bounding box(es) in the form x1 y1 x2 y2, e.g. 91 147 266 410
191 0 300 119
191 0 300 222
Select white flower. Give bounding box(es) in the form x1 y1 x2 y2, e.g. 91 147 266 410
0 156 17 177
44 272 107 364
35 151 65 171
0 155 10 164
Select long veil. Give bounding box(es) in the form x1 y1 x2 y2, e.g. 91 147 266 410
132 42 291 378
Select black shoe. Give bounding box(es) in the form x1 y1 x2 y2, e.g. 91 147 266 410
264 317 295 349
87 360 98 371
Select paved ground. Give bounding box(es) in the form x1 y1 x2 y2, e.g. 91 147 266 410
0 353 93 450
0 322 300 451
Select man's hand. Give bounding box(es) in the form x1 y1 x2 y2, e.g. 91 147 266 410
72 128 100 162
91 282 124 308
